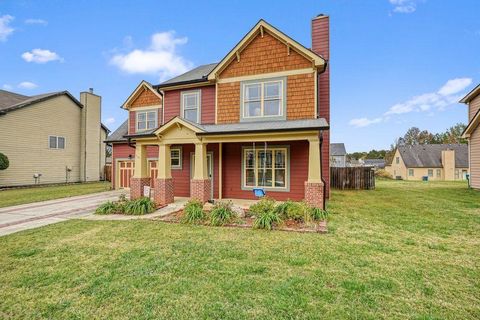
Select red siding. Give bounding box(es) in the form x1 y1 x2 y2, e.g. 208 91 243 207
128 108 163 135
111 143 135 188
221 141 309 201
201 85 215 124
312 16 330 197
164 85 215 124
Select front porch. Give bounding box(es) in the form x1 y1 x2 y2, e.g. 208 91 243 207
128 117 326 208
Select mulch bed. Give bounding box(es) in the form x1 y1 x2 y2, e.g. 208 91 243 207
155 210 327 234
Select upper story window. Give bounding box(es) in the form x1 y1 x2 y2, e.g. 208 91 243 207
181 90 201 123
136 110 157 131
395 157 400 164
241 77 286 122
49 136 65 149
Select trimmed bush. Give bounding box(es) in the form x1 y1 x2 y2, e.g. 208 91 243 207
0 153 9 170
248 197 276 217
210 201 236 226
183 199 205 224
124 197 156 215
253 210 282 230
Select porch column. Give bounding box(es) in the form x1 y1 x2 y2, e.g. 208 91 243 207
191 142 211 203
153 144 174 205
305 137 324 208
130 143 151 200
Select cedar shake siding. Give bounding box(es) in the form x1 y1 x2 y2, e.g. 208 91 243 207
216 31 317 124
130 89 162 108
164 85 215 124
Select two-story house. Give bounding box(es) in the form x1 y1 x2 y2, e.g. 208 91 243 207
107 15 331 208
460 83 480 189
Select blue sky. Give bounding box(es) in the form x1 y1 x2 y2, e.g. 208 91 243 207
0 0 479 152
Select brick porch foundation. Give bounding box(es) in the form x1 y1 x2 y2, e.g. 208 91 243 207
190 179 211 203
153 178 174 205
130 177 151 200
304 181 324 208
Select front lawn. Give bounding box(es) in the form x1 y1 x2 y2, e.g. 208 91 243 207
0 182 111 208
0 180 479 319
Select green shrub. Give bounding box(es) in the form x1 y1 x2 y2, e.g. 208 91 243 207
183 199 205 224
248 197 276 217
253 210 282 230
275 200 305 221
0 153 9 170
95 201 120 215
310 207 329 221
124 197 156 215
375 169 392 179
210 201 235 226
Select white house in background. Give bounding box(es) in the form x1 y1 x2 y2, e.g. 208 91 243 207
330 143 347 167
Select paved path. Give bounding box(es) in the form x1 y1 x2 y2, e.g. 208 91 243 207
0 190 126 237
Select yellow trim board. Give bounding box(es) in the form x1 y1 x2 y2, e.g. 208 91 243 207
121 80 163 109
217 68 314 84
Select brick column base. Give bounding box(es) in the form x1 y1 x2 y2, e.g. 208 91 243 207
153 178 174 205
130 177 151 200
190 179 211 203
304 181 324 208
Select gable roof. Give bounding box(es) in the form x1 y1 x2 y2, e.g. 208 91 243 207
157 63 218 88
330 143 347 156
105 120 128 142
207 19 326 81
463 108 480 138
397 144 468 168
460 83 480 104
121 80 162 109
0 90 82 114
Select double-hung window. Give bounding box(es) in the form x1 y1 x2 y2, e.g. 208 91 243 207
243 147 288 190
428 169 433 177
181 91 200 123
170 148 182 169
136 110 157 131
49 136 65 149
241 78 285 121
408 169 414 177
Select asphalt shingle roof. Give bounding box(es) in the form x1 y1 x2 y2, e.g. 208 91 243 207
105 120 129 142
330 143 347 156
157 63 218 87
398 144 468 168
0 90 82 113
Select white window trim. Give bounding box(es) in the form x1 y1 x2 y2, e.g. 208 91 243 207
181 90 201 123
170 147 182 170
48 135 66 150
241 146 289 191
136 109 158 132
408 169 414 176
240 77 286 122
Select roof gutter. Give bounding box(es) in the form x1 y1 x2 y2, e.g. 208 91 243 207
196 125 329 136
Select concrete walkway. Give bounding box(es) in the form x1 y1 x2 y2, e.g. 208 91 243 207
0 189 127 237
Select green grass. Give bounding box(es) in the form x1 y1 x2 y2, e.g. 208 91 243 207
0 182 111 208
0 180 479 319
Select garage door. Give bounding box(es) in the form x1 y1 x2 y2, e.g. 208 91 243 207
118 161 134 188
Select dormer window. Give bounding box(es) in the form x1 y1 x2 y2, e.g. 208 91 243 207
181 90 201 123
241 77 286 122
136 110 157 131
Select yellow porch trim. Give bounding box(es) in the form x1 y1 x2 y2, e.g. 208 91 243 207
157 144 172 179
200 130 319 143
307 137 322 183
133 144 149 178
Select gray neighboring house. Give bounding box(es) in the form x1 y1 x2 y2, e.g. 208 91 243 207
330 143 347 167
364 159 386 169
0 89 109 187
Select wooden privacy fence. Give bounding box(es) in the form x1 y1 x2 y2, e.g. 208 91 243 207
330 167 375 190
104 164 112 182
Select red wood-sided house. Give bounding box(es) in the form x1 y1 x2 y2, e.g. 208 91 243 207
106 15 330 208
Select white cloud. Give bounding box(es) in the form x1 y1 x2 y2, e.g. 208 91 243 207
110 31 193 81
350 77 473 128
25 18 48 26
2 84 13 90
105 117 116 125
437 78 472 96
349 117 383 128
18 81 38 89
21 49 63 63
0 14 14 41
389 0 417 14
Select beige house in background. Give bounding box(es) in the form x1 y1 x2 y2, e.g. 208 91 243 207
386 144 469 181
0 89 109 187
460 84 480 189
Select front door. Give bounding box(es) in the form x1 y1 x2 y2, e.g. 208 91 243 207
191 152 214 199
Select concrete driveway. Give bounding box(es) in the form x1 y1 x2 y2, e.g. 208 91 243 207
0 189 126 237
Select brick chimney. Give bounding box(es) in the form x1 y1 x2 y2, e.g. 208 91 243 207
312 14 330 197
